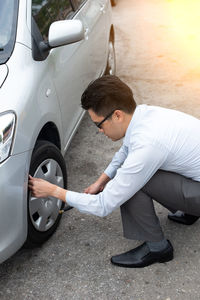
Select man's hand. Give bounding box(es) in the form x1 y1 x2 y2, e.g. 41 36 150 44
28 175 56 198
84 181 105 194
28 175 67 202
84 173 111 194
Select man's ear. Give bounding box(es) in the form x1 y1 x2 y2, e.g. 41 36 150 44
113 110 124 122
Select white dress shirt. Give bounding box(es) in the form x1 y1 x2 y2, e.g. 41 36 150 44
66 105 200 217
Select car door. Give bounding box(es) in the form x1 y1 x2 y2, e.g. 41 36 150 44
32 0 90 151
74 0 108 78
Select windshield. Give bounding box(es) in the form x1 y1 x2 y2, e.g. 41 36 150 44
0 0 19 64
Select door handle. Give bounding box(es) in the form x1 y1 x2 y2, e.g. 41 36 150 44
85 28 89 40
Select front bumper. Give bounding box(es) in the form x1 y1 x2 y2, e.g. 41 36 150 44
0 150 31 263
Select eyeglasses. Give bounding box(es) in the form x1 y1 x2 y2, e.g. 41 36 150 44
95 110 115 129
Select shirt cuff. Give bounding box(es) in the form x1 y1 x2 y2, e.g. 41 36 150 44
104 164 117 179
66 190 77 207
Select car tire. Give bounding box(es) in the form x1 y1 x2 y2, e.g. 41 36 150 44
24 140 67 248
105 35 116 75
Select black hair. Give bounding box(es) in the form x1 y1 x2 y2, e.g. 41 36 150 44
81 75 136 117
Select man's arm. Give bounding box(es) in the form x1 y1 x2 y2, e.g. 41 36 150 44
65 143 167 217
104 143 128 179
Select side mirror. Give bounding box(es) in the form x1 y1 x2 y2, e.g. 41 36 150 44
48 19 84 48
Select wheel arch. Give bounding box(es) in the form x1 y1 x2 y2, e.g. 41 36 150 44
110 24 115 43
37 122 61 150
110 0 116 7
105 24 116 75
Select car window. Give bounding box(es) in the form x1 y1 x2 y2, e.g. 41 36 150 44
0 0 19 64
32 0 74 41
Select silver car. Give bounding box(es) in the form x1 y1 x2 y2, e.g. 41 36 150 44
0 0 116 263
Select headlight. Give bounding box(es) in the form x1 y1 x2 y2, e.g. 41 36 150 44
0 112 16 163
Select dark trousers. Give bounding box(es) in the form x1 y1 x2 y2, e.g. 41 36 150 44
120 170 200 242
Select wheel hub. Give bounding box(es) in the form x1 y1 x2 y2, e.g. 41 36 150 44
29 158 64 232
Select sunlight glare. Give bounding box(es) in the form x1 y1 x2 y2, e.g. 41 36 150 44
167 0 200 67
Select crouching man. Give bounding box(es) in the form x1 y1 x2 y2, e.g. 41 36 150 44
29 75 200 268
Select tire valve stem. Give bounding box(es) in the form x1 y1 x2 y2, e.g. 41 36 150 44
59 206 73 214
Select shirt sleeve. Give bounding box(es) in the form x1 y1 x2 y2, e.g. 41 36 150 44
104 143 128 179
66 143 167 217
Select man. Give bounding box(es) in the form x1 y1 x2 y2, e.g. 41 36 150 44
29 75 200 268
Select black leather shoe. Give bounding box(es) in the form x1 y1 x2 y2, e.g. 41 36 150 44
168 211 199 225
111 240 173 268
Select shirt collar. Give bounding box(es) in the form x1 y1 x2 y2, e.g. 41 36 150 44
123 105 141 146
